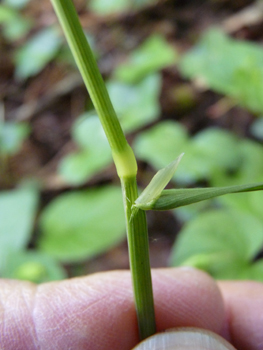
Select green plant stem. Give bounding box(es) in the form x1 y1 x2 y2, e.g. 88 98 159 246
50 0 156 340
50 0 122 151
121 176 156 339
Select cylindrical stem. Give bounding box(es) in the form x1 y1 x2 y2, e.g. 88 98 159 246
121 176 156 339
50 0 127 153
50 0 156 339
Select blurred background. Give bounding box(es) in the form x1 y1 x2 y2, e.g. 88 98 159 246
1 0 263 283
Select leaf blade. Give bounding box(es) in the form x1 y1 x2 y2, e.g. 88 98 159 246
147 182 263 211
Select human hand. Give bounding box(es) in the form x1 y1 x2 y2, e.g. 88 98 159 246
0 268 262 350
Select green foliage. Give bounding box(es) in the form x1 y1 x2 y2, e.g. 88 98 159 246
137 121 263 217
134 121 239 185
114 35 178 83
0 186 38 254
0 186 38 271
15 26 62 80
0 121 47 282
170 209 263 281
0 121 30 155
59 113 112 185
4 1 263 286
107 74 161 132
180 28 263 115
217 191 263 225
237 140 263 183
134 120 188 169
0 4 32 41
38 185 126 262
89 0 130 14
3 251 66 283
173 136 263 238
88 0 158 15
3 0 31 9
214 141 263 222
187 128 240 183
211 139 263 187
134 120 263 280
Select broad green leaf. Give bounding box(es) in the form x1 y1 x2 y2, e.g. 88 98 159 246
114 35 177 83
0 4 32 41
217 190 263 226
173 128 240 184
210 138 263 181
38 186 126 262
59 114 112 185
212 140 263 222
3 0 31 9
189 128 239 176
180 28 263 114
134 123 239 185
134 120 189 169
71 112 109 150
107 74 161 132
0 186 39 271
0 121 30 155
89 0 129 15
229 139 263 184
15 27 62 80
3 251 66 283
173 200 212 223
170 209 263 280
89 0 158 15
147 182 263 211
59 149 112 185
173 128 240 219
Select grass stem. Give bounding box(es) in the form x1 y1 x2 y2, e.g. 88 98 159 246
50 0 156 340
121 176 156 339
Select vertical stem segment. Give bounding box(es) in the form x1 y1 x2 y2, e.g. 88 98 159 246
121 177 156 339
50 0 126 153
50 0 156 340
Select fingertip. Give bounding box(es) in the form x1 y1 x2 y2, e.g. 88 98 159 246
34 271 138 350
218 280 263 350
151 267 225 334
34 268 225 349
0 269 226 350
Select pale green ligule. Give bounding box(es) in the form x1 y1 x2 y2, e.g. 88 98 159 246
132 153 184 215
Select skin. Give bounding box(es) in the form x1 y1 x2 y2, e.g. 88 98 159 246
0 268 262 350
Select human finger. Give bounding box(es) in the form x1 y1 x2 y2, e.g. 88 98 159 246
218 280 263 350
0 268 225 350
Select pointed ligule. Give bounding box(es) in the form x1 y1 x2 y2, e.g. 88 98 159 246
132 153 184 213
